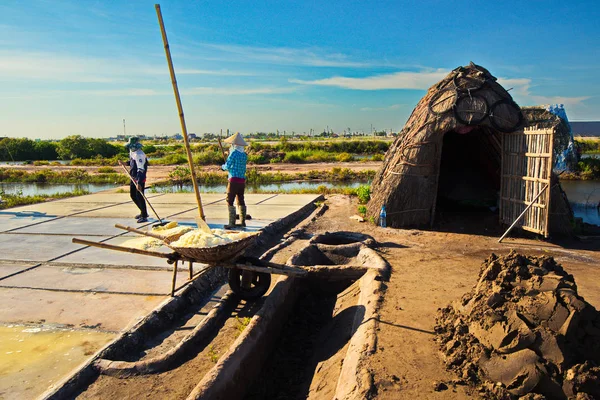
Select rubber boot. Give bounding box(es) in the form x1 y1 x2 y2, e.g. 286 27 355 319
238 206 247 228
224 206 237 229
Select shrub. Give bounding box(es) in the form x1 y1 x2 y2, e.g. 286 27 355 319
356 185 371 204
142 144 157 154
371 154 384 161
283 152 305 163
247 154 267 164
193 151 222 166
97 167 117 174
168 166 191 185
337 152 354 162
153 153 188 165
358 205 367 216
576 158 600 179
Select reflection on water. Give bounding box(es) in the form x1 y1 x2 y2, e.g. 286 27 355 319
560 180 600 226
152 180 367 194
0 325 114 399
0 183 117 197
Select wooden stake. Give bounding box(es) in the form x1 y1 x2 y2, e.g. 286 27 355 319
155 4 205 222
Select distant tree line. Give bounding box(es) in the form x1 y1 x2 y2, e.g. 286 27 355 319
0 135 124 161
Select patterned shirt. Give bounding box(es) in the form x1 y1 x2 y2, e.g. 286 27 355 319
129 149 148 183
222 149 247 180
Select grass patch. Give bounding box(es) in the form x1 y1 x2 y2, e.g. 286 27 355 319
158 167 376 188
575 138 600 154
235 316 251 337
207 345 219 363
0 168 129 184
97 166 117 174
0 189 90 209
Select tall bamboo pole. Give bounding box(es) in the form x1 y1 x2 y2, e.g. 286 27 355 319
155 4 205 220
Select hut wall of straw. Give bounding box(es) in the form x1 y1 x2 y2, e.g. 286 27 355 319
368 63 524 228
368 63 575 235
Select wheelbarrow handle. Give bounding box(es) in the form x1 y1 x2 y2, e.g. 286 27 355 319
72 237 178 260
114 224 171 242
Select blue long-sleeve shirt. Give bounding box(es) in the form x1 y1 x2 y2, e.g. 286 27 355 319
221 149 247 180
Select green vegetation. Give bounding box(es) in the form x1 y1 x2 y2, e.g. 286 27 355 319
576 158 600 180
97 166 118 174
207 345 219 363
356 185 371 204
575 138 600 154
357 205 367 216
161 167 376 188
56 135 122 160
0 189 90 210
0 137 59 161
0 168 129 184
235 316 251 337
1 136 389 166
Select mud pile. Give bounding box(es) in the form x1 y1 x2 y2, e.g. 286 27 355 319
435 251 600 399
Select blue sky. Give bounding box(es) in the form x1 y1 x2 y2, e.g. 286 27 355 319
1 0 599 139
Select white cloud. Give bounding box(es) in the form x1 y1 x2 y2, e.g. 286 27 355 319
0 50 256 83
183 86 296 96
290 69 449 90
188 43 379 68
178 68 256 76
0 51 123 83
498 77 589 107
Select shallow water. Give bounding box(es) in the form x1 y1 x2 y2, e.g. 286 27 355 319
152 180 367 194
560 180 600 225
0 325 114 399
0 182 118 197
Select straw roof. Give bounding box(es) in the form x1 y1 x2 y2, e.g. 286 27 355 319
367 62 524 228
367 63 575 236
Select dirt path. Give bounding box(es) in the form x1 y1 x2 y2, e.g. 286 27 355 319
71 194 600 399
307 195 600 399
6 162 382 185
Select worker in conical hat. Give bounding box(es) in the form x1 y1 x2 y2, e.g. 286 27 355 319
221 132 248 229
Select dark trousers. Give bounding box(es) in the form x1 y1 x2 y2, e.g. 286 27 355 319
130 181 148 217
226 180 246 207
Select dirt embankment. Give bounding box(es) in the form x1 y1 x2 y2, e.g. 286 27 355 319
6 162 383 185
305 195 600 399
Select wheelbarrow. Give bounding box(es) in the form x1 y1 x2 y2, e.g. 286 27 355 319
72 224 306 300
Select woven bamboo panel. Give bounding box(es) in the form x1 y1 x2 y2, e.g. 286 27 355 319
500 126 554 237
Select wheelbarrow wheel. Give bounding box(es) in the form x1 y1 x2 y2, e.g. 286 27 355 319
228 268 271 300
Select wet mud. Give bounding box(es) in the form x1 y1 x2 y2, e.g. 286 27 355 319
435 251 600 399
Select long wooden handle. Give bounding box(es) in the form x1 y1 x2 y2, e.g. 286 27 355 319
498 184 549 243
114 224 170 242
72 237 176 259
117 163 164 224
155 4 205 220
217 138 227 162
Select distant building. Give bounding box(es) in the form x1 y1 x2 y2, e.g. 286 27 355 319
571 121 600 137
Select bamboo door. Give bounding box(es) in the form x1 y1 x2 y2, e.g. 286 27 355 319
500 126 554 237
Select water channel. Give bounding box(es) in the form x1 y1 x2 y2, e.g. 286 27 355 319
0 180 599 226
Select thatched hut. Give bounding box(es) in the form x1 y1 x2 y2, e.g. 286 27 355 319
367 63 574 237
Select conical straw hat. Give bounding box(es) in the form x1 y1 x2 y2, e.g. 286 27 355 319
223 132 248 146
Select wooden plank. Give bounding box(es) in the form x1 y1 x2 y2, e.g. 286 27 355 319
501 175 550 184
500 197 547 209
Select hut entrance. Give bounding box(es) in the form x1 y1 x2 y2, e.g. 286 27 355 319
435 126 501 218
